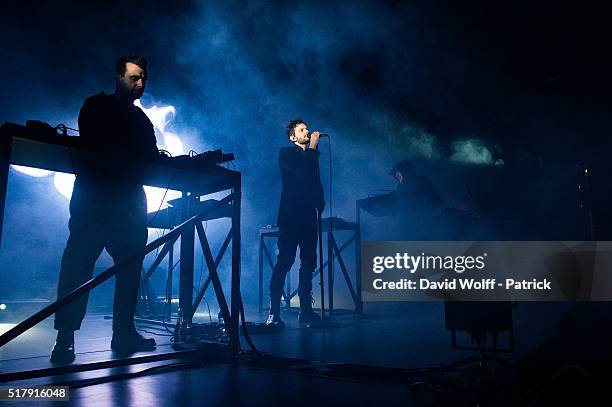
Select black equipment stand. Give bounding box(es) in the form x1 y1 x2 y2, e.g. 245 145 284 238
353 195 399 315
443 301 514 382
141 196 235 328
0 121 243 381
307 210 340 328
257 216 362 317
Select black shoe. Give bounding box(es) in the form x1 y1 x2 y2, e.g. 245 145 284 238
50 340 75 364
111 330 156 353
298 308 320 325
265 314 285 328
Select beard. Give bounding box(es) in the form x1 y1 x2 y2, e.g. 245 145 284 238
132 88 144 99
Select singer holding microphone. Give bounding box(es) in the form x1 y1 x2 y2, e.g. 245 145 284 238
266 119 325 327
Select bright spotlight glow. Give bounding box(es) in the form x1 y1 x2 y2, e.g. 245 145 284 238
15 97 185 216
0 304 6 310
11 165 51 177
134 100 175 133
0 323 16 335
54 172 76 199
134 99 184 157
161 131 185 157
144 186 182 212
137 98 185 212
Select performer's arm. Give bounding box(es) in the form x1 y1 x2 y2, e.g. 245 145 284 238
76 96 115 153
77 97 98 145
143 120 158 158
304 132 325 213
308 131 320 151
278 148 298 178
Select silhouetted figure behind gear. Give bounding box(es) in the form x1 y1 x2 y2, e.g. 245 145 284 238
389 160 442 240
51 56 158 364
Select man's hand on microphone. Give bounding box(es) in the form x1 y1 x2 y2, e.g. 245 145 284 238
309 131 320 149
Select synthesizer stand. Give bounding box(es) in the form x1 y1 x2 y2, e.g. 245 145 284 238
0 121 243 381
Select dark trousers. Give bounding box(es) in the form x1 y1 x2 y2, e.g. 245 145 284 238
269 219 317 313
54 181 148 333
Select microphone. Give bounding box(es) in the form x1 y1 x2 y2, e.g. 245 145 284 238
319 133 329 138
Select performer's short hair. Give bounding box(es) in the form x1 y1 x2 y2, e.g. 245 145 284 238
115 55 148 76
286 119 306 139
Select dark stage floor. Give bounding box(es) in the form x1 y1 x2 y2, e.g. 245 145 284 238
0 301 609 406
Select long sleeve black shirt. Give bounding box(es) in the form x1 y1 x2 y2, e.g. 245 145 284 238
77 92 158 188
277 145 325 227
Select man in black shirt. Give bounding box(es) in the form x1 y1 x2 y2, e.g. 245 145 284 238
267 119 325 327
390 160 441 211
51 56 158 364
390 160 442 239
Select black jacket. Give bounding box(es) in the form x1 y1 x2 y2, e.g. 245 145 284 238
76 92 158 188
277 145 325 226
394 175 441 209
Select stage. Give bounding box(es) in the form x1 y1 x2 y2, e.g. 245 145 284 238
2 1 612 405
2 301 604 406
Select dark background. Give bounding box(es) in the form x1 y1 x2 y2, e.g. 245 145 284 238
0 0 610 306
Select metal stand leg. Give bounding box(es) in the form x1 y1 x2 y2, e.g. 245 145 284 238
191 230 232 319
179 193 195 327
285 264 291 309
168 241 174 309
327 219 334 318
0 139 11 248
229 177 241 356
259 235 263 313
356 203 363 315
308 212 340 329
332 236 358 310
195 223 231 324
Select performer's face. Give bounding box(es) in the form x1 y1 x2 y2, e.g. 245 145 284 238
291 123 310 145
115 62 146 101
